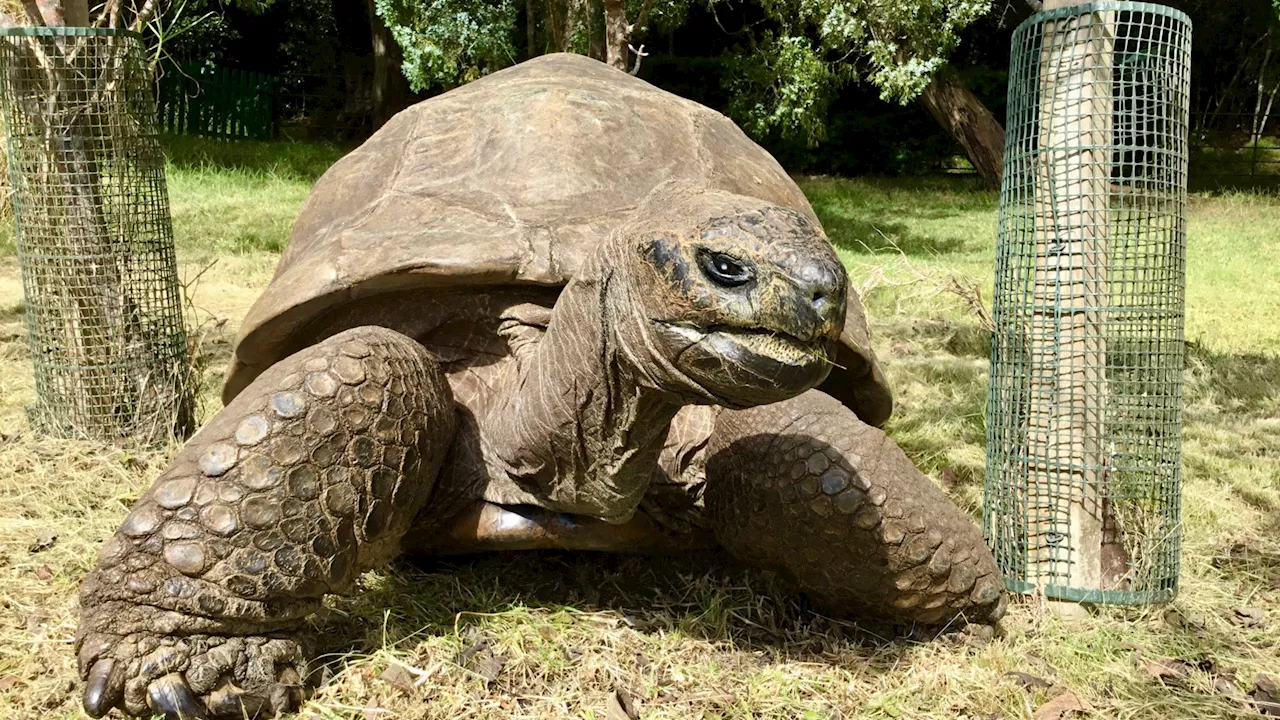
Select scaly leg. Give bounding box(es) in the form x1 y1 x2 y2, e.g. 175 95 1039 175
704 390 1005 626
76 327 457 718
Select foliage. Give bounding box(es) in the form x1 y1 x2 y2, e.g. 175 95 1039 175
373 0 519 91
367 0 991 145
716 0 992 144
370 0 690 91
722 32 854 142
633 0 694 36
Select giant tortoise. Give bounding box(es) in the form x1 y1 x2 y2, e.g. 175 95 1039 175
76 53 1004 718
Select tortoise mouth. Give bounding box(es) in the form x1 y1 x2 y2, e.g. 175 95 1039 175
655 321 835 407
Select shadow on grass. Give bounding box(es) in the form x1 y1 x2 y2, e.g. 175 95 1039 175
0 300 23 324
1184 342 1280 418
315 551 920 667
161 133 348 183
801 175 996 257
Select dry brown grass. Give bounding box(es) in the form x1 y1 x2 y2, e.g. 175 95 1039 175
0 172 1275 719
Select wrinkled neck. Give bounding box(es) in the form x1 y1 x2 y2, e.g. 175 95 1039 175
478 268 681 523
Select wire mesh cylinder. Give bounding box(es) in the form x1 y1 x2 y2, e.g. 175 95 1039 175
984 2 1191 604
0 27 192 443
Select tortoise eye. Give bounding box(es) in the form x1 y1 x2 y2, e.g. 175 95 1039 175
698 250 754 288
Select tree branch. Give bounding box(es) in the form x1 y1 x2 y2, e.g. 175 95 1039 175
93 0 119 27
543 0 561 53
22 0 46 25
628 42 647 75
132 0 159 30
632 0 654 36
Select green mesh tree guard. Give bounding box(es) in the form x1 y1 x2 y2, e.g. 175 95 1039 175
984 2 1191 605
0 27 193 443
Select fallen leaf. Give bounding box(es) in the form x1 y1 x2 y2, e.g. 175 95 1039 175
1032 690 1094 720
1142 656 1192 686
1214 673 1244 698
34 565 52 581
316 665 336 689
939 467 960 489
1232 608 1266 628
470 652 507 684
379 663 415 693
607 688 639 720
0 675 20 691
1213 542 1250 568
27 528 56 554
1253 674 1280 717
1162 606 1207 631
456 638 488 665
536 625 557 641
1005 671 1054 689
562 647 583 663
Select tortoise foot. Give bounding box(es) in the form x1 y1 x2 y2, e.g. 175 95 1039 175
76 326 460 717
79 616 305 718
705 390 1006 627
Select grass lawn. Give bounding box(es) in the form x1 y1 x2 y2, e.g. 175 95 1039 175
0 138 1276 719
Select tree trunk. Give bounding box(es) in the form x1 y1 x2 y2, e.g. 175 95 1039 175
558 0 579 53
1027 1 1122 594
919 69 1006 187
526 0 537 57
603 0 628 70
35 0 89 26
367 0 411 129
587 0 605 60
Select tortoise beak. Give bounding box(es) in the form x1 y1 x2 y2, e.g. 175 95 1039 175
754 256 847 344
656 321 836 408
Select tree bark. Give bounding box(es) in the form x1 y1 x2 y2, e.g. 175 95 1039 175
35 0 89 26
367 0 411 129
526 0 537 57
1027 2 1121 594
564 0 579 52
587 0 605 60
919 69 1006 187
603 0 628 71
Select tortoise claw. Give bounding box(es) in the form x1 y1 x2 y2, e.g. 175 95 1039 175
148 673 209 719
83 658 122 718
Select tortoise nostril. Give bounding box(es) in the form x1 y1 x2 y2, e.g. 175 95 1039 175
812 291 826 306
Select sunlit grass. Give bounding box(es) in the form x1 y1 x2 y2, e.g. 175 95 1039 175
0 142 1274 718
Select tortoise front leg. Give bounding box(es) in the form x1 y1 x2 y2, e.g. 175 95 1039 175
704 390 1005 626
76 327 457 718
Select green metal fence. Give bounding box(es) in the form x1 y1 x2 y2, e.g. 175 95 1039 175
0 27 193 443
985 2 1192 605
157 62 275 140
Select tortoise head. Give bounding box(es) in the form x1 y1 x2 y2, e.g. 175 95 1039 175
607 188 847 408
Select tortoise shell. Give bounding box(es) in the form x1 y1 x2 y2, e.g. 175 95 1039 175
224 53 891 425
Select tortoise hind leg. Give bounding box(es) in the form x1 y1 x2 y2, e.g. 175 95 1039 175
76 327 457 718
703 390 1005 626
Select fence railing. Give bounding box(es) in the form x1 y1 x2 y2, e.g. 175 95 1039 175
1187 111 1280 187
156 63 275 140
